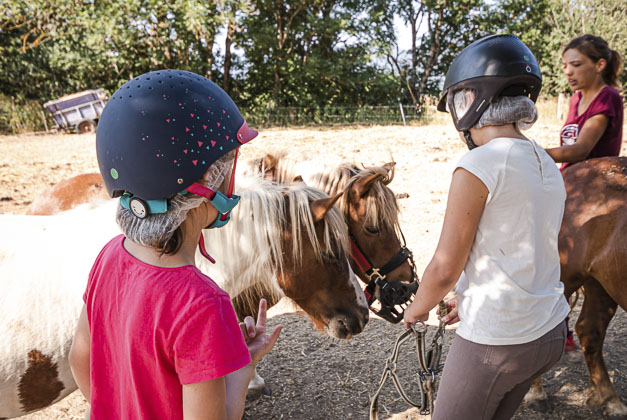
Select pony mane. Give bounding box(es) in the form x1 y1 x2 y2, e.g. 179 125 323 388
249 156 401 234
198 176 348 299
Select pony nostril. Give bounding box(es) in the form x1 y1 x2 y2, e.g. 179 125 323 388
337 318 350 335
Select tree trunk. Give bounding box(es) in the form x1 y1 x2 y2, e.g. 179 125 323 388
273 63 280 112
223 19 234 94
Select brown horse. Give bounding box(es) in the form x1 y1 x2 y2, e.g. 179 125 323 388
27 173 109 215
525 157 627 418
243 153 417 322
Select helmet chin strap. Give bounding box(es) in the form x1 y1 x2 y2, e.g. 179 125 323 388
193 148 241 263
463 130 478 150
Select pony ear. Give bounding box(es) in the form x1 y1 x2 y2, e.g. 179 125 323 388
382 161 396 172
263 154 278 171
353 173 383 198
310 192 343 222
382 161 396 184
259 154 279 179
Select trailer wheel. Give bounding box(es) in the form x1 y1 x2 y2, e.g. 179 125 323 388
77 120 97 134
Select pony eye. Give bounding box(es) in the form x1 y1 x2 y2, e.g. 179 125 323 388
364 226 380 235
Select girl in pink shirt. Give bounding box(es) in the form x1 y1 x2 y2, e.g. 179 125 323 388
69 70 282 420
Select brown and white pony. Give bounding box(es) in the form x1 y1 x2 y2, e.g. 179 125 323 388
524 157 627 418
242 154 417 321
0 176 368 418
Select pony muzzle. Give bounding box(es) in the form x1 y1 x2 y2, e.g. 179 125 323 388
367 278 419 324
327 310 368 339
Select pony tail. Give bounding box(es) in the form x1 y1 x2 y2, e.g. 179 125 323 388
604 48 623 88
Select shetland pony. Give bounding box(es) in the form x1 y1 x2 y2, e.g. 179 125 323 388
241 154 416 321
245 155 414 277
0 176 368 418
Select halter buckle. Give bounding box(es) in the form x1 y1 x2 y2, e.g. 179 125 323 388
367 268 385 283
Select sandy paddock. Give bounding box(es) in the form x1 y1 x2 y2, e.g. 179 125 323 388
1 123 625 419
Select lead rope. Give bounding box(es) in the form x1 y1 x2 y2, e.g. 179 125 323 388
369 301 448 419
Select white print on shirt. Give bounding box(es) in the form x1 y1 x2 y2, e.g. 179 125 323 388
560 124 579 145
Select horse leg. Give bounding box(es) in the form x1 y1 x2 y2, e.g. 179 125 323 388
576 278 627 417
245 368 271 401
523 376 551 413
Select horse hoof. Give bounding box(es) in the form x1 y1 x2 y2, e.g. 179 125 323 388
246 384 272 401
246 388 264 401
603 399 627 419
525 398 551 413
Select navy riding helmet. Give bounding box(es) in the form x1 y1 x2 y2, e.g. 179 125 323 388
96 70 257 219
437 34 542 139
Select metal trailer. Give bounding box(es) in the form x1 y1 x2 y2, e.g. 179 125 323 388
43 88 108 134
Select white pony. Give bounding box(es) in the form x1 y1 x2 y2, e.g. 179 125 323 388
0 176 368 418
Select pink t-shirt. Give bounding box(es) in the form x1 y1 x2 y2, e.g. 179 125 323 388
83 235 251 419
560 85 623 169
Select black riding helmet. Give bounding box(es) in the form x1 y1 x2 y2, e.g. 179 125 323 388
97 70 257 207
437 34 542 133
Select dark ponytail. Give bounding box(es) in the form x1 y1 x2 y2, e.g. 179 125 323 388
564 34 623 87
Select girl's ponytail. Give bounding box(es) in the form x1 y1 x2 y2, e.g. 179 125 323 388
604 48 622 88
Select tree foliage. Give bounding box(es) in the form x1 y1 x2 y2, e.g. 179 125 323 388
0 0 624 132
542 0 626 94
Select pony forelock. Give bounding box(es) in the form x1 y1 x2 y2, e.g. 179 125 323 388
267 158 401 235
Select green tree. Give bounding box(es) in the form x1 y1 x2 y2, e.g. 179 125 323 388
388 0 489 110
542 0 626 95
239 0 398 114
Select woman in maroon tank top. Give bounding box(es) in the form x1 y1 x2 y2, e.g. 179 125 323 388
546 35 623 170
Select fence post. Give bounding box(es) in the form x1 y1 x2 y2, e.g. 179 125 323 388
40 110 49 132
399 103 406 126
557 93 566 121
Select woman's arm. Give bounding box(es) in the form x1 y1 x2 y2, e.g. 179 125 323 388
69 304 91 401
545 114 609 162
404 168 487 326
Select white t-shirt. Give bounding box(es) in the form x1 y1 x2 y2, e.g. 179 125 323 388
455 137 570 345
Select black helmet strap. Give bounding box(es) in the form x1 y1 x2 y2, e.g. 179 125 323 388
463 131 478 150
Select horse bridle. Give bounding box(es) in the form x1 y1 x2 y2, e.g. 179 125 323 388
349 229 419 323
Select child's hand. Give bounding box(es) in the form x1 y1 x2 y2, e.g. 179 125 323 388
437 299 460 325
239 299 283 364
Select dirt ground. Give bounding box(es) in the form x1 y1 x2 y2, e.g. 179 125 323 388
1 122 625 420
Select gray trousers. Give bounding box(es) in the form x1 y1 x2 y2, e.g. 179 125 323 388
433 320 567 420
